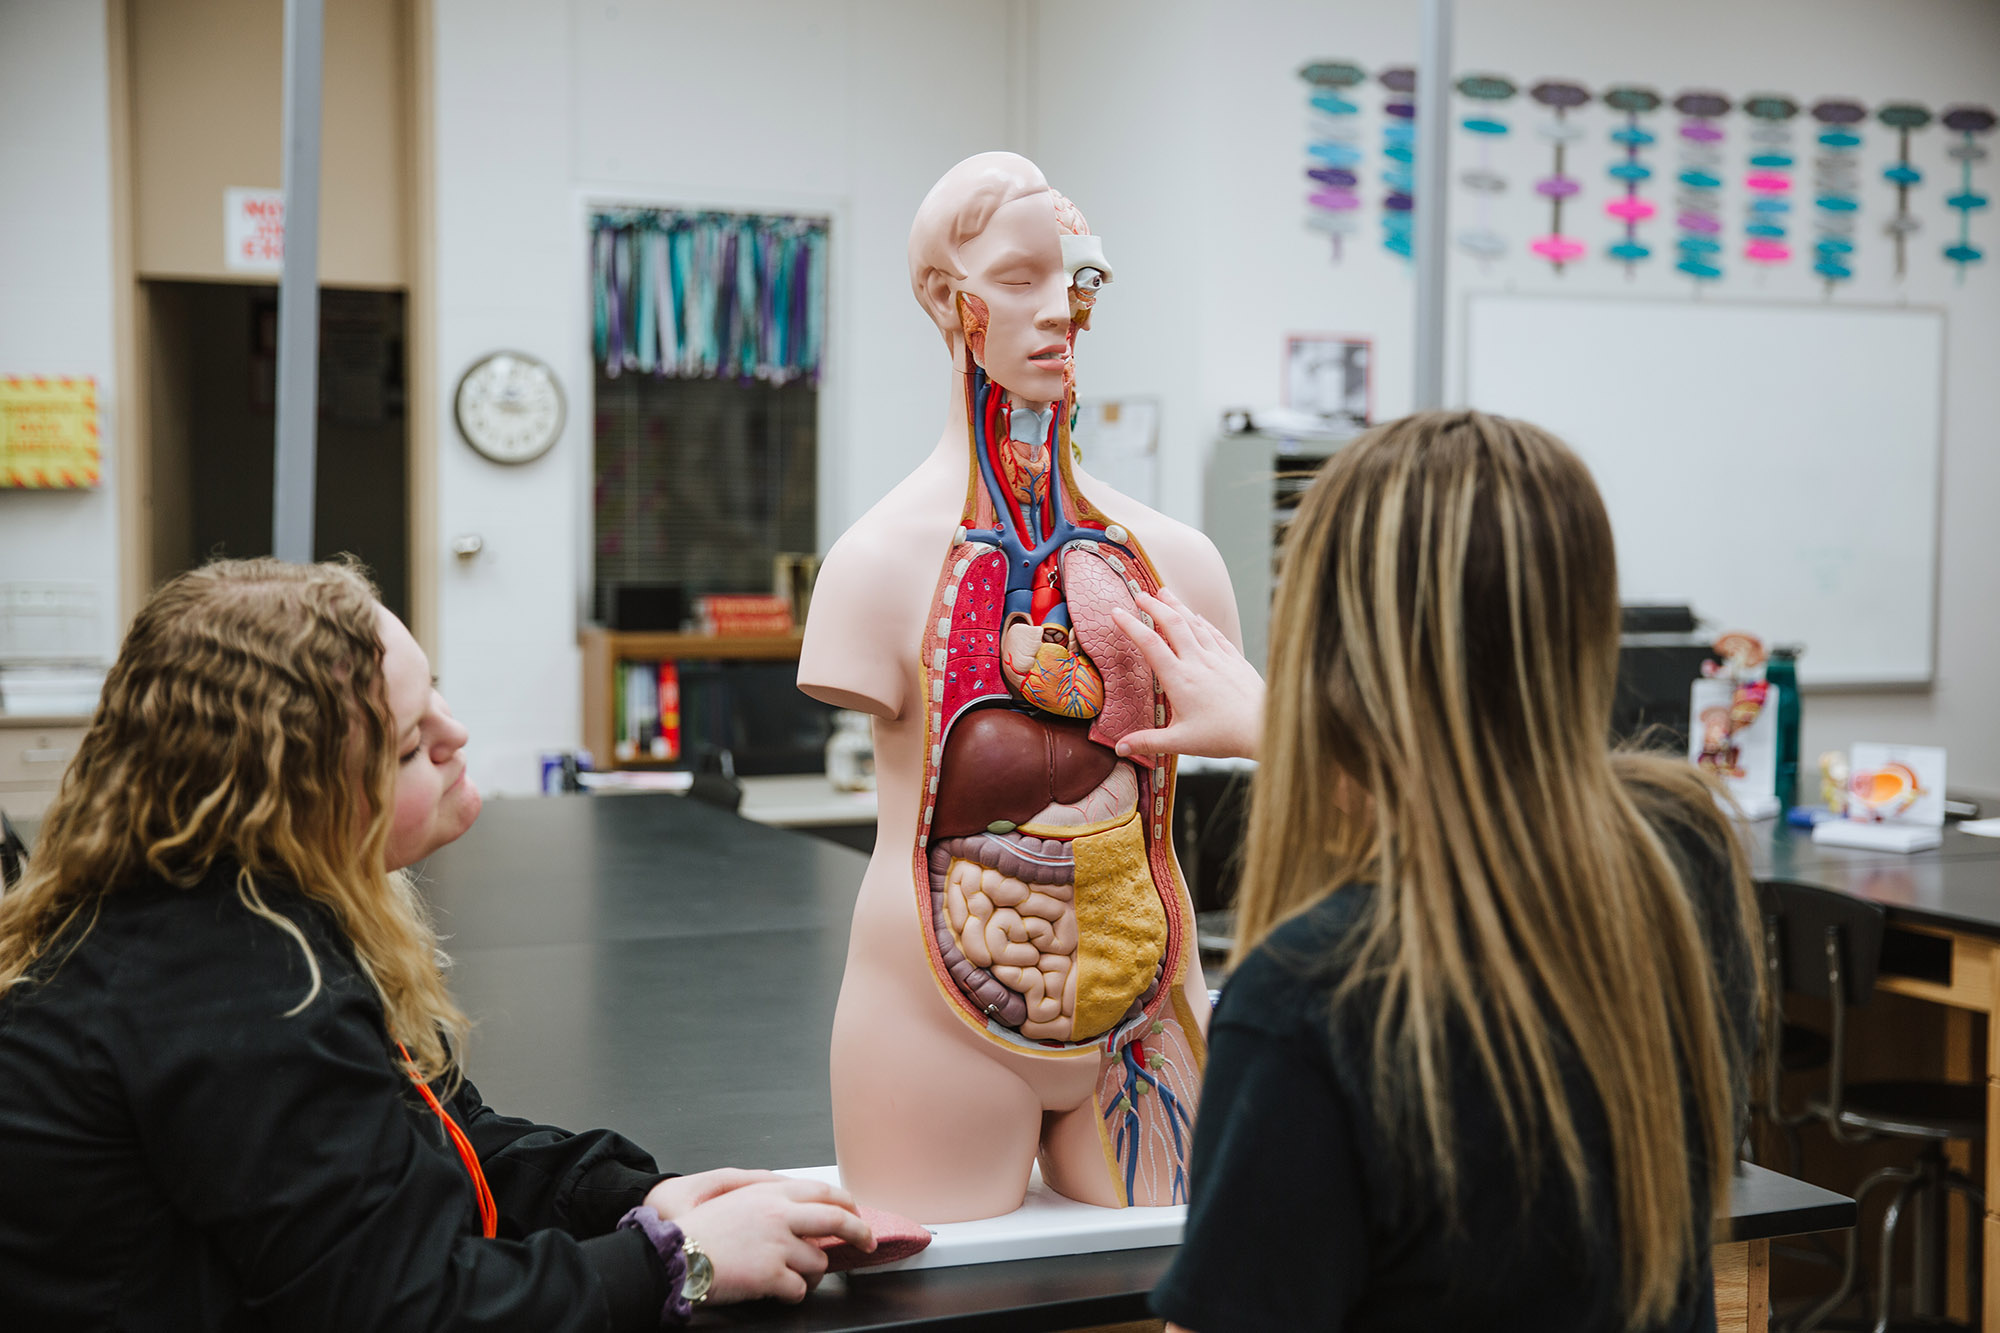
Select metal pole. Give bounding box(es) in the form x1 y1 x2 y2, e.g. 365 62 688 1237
1412 0 1454 411
272 0 325 563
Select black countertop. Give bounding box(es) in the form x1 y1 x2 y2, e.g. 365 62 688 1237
1749 821 2000 940
420 793 1853 1331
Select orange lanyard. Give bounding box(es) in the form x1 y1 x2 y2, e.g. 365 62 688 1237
397 1043 498 1239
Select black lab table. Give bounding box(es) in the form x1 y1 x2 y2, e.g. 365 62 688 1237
419 793 1853 1331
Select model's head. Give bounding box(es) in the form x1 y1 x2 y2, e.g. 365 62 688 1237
0 557 471 1083
1235 410 1757 1327
908 151 1113 401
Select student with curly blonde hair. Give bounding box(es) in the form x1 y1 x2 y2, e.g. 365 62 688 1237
0 558 870 1330
1112 411 1761 1332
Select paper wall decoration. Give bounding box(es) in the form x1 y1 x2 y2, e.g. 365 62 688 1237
1940 106 1995 274
1455 74 1516 263
1529 80 1590 270
1291 58 1992 285
1809 100 1867 285
1673 91 1732 281
0 376 100 490
1300 61 1368 261
1601 85 1661 270
1742 96 1800 267
1380 66 1418 259
590 209 827 383
1877 102 1933 278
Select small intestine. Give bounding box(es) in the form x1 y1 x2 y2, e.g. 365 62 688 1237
929 832 1080 1040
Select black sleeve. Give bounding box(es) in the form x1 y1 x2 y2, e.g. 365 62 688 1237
450 1078 672 1239
1659 817 1761 1119
1150 1019 1369 1332
108 905 668 1333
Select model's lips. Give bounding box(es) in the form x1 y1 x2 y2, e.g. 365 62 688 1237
444 763 468 794
1027 344 1068 363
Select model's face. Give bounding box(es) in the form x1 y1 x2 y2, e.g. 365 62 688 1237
374 604 481 870
955 191 1073 404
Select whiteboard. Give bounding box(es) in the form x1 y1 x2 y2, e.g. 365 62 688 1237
1463 294 1944 687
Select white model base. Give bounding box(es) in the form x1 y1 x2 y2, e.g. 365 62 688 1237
1733 792 1782 821
777 1164 1186 1272
1811 820 1944 853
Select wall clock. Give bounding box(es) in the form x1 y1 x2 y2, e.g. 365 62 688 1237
453 351 565 464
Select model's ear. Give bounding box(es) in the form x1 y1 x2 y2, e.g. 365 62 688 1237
919 269 958 350
955 291 990 369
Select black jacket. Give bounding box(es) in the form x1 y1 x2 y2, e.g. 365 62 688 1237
1153 823 1758 1332
0 867 673 1331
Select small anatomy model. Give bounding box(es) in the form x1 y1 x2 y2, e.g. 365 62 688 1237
1695 631 1768 781
1847 761 1927 820
799 154 1238 1222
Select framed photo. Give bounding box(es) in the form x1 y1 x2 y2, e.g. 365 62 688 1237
1283 334 1372 426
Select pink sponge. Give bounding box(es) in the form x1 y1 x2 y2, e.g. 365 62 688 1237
812 1204 932 1272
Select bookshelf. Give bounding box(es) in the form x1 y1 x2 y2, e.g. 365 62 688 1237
1202 428 1354 677
579 627 805 771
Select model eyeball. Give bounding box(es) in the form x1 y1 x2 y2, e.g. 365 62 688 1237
1072 267 1105 295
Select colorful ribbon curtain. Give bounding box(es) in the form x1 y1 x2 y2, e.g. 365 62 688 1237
591 209 827 384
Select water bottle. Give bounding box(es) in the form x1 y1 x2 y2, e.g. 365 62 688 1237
1767 645 1802 811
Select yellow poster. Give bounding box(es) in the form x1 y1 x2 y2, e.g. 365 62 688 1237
0 376 100 489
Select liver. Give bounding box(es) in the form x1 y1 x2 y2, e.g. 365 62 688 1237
418 793 1853 1331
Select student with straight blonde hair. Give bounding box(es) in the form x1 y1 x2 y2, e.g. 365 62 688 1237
0 558 871 1330
1112 411 1760 1331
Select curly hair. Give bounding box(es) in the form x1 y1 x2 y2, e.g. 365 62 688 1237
0 558 469 1086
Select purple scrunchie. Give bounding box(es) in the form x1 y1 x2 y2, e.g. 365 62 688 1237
616 1206 694 1327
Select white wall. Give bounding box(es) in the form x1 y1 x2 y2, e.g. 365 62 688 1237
430 0 1022 792
0 0 122 662
10 0 1994 798
1031 0 2000 795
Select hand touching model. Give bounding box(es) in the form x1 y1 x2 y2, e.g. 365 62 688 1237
1109 588 1266 762
643 1170 874 1304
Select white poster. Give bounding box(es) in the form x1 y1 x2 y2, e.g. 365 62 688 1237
225 187 285 274
1071 398 1160 508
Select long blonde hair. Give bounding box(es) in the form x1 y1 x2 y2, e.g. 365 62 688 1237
1237 411 1757 1326
0 558 468 1086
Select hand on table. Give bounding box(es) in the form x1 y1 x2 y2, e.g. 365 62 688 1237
671 1177 875 1305
1108 587 1265 762
643 1168 788 1221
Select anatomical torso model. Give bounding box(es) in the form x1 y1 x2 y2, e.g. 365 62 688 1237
799 153 1242 1223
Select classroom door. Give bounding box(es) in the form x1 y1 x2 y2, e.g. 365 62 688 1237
143 280 411 622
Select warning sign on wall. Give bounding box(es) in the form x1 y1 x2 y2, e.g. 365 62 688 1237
0 377 100 490
225 186 285 274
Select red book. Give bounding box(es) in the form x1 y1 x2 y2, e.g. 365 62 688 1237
698 594 794 636
654 662 680 762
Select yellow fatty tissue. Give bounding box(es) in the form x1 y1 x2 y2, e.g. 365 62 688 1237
1069 812 1167 1042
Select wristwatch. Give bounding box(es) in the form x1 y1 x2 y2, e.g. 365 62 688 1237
680 1237 714 1306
